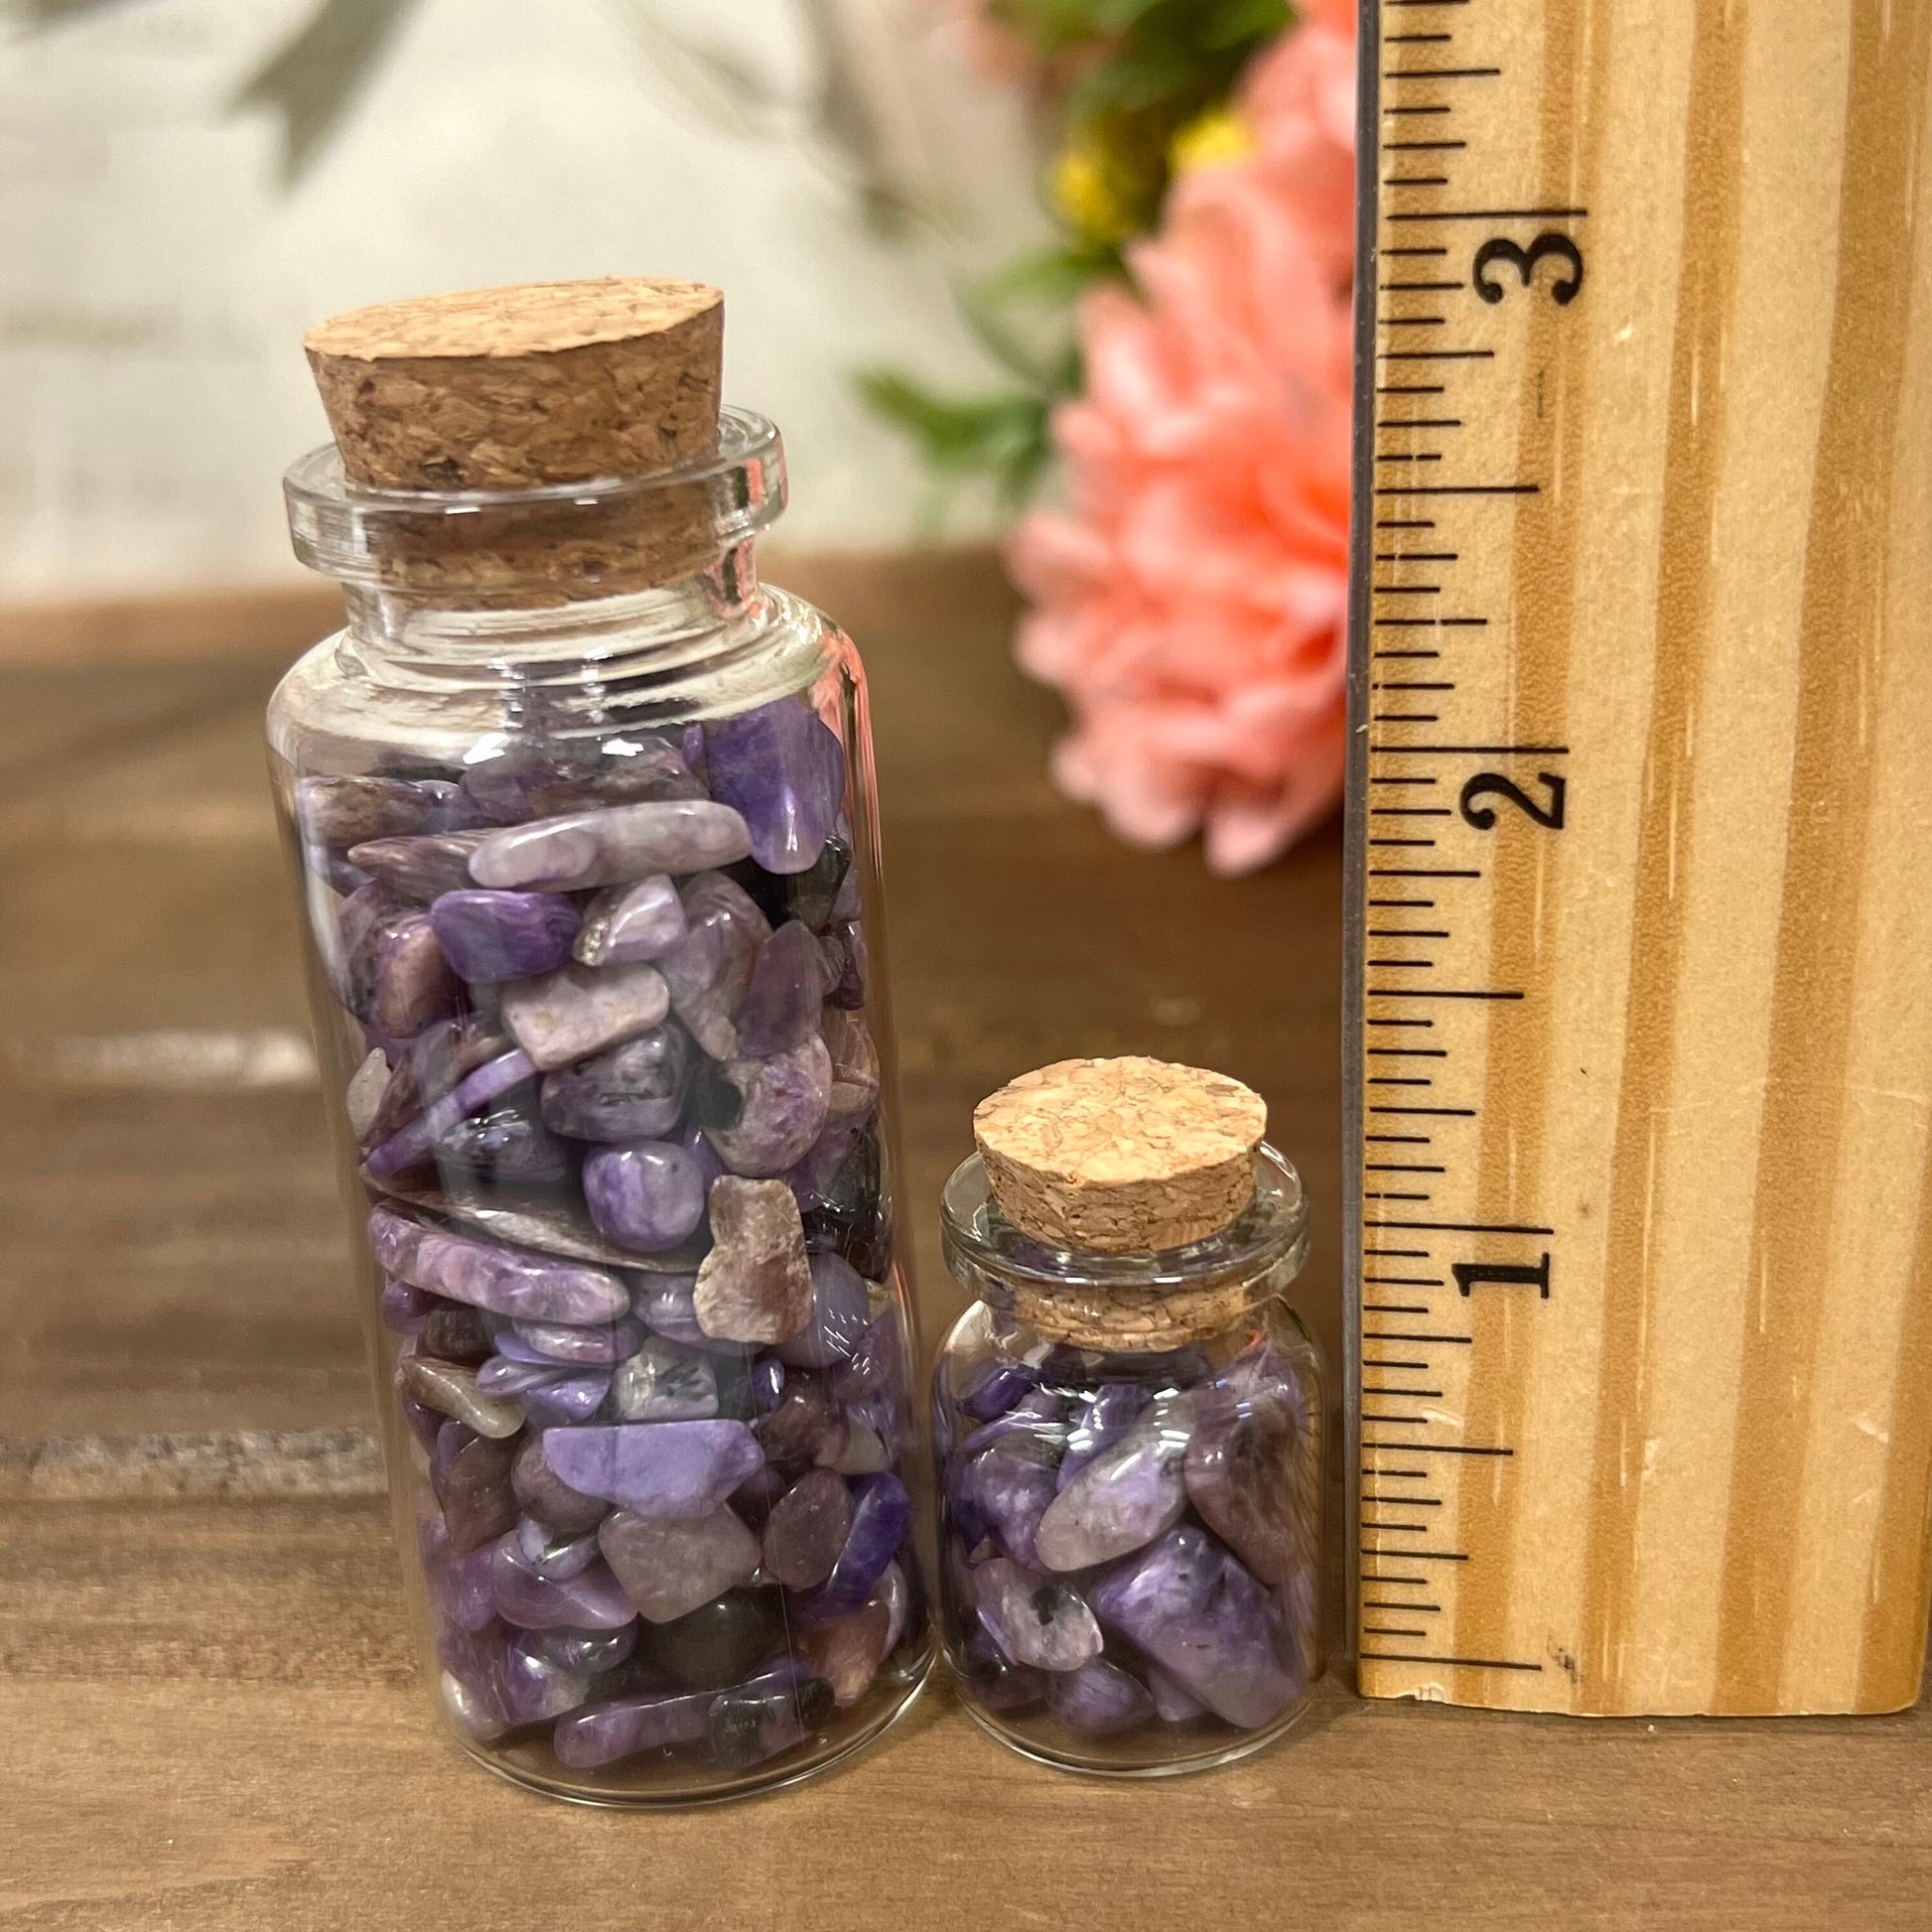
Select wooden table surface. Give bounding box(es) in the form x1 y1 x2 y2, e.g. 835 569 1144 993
1 564 1925 1930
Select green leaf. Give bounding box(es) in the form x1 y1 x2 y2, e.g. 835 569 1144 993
854 369 1059 526
231 0 425 186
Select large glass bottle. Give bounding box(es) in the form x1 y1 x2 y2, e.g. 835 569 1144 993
267 392 931 1804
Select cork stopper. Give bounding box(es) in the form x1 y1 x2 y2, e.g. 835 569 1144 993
975 1057 1266 1253
301 278 727 604
306 279 723 489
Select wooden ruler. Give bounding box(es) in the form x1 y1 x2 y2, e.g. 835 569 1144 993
1342 0 1932 1715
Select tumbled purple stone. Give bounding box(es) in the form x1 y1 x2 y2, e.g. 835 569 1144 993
698 1035 832 1178
820 917 869 1010
735 920 831 1057
525 1622 637 1675
583 1141 708 1253
971 1444 1059 1572
552 1687 715 1768
875 1559 912 1654
462 737 707 824
500 961 670 1073
1047 1658 1156 1737
508 1314 645 1365
539 1022 693 1144
575 875 688 967
519 1368 617 1426
365 1049 538 1181
962 1627 1048 1713
750 1357 787 1413
488 1534 635 1630
366 910 461 1039
787 1471 909 1627
775 1251 872 1370
609 1334 719 1421
959 1358 1038 1424
433 1098 574 1195
379 1279 436 1334
1182 1341 1310 1587
469 799 754 893
511 1515 601 1581
709 1672 836 1769
1148 1664 1207 1724
760 1467 854 1590
958 1387 1065 1460
658 872 771 1059
1086 1523 1304 1729
430 890 581 984
1058 1383 1150 1493
973 1556 1103 1673
1034 1399 1191 1573
436 1430 520 1554
598 1505 761 1623
500 1631 593 1724
756 1372 849 1473
421 1515 497 1631
301 772 465 848
368 1207 630 1324
693 1176 813 1342
511 1433 609 1535
704 699 847 875
540 1420 763 1518
349 828 494 901
437 1620 516 1739
418 1306 493 1365
632 1277 759 1358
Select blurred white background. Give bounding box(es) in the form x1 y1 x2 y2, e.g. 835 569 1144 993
0 0 1043 599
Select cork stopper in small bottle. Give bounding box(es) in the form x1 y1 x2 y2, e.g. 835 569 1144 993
305 278 723 489
973 1057 1267 1255
302 278 726 604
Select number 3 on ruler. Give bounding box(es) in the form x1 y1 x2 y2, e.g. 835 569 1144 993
1472 232 1586 305
1458 770 1567 831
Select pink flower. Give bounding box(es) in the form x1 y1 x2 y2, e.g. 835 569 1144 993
1009 13 1357 875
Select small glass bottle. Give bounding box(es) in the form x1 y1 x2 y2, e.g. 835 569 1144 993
932 1058 1320 1775
267 281 930 1803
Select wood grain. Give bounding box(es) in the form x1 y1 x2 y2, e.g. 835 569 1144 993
1351 0 1932 1716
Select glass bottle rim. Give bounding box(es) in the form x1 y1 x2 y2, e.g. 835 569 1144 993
939 1144 1310 1307
283 405 786 591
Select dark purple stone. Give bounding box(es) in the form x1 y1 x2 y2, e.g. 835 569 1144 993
959 1358 1038 1425
750 1357 787 1413
697 1035 832 1177
1047 1658 1156 1737
971 1444 1059 1571
462 737 707 825
819 917 869 1010
787 1471 909 1627
418 1305 493 1364
301 772 466 848
488 1534 635 1630
726 830 853 932
735 921 831 1057
421 1514 497 1631
1183 1347 1306 1587
1086 1523 1305 1729
756 1373 848 1474
645 1588 784 1690
348 829 494 901
704 698 847 876
775 1251 871 1369
792 1124 892 1279
364 1048 537 1180
525 1622 637 1675
957 1387 1065 1460
379 1279 436 1334
583 1140 708 1253
656 872 770 1058
500 1630 594 1724
433 1095 574 1195
760 1467 855 1590
510 1431 610 1536
961 1627 1048 1713
539 1022 693 1144
436 1430 519 1554
430 890 581 983
709 1672 835 1768
364 909 461 1039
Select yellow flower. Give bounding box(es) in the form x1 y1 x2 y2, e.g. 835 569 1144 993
1169 106 1256 177
1050 136 1142 245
